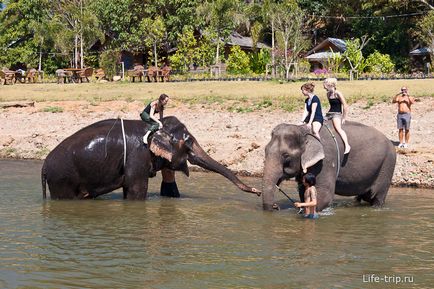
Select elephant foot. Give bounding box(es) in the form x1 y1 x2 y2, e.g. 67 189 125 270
160 181 180 198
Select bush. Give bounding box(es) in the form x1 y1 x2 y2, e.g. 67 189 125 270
99 50 120 81
365 51 395 74
226 46 251 75
249 48 270 74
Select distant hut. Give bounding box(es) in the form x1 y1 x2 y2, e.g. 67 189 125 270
305 37 346 71
409 46 432 74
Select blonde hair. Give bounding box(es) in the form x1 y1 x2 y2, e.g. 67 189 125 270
301 82 315 93
324 77 338 89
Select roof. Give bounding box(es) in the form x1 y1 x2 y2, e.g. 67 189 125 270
409 47 432 56
305 51 342 62
226 32 270 49
307 37 346 55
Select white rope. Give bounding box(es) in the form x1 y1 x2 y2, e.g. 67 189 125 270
121 118 127 167
324 122 341 177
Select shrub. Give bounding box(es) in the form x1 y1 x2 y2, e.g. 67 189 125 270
365 51 395 74
226 46 251 75
249 48 270 74
99 50 120 81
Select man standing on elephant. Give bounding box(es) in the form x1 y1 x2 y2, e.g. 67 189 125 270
140 94 170 144
393 87 415 148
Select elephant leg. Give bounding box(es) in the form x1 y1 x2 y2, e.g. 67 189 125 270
123 178 149 200
160 168 180 198
48 181 79 199
316 180 336 211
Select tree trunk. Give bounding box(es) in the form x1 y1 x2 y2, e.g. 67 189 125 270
38 43 42 71
74 33 78 68
154 41 158 69
80 33 84 69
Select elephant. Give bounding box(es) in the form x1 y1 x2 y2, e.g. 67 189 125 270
262 121 396 211
42 116 261 200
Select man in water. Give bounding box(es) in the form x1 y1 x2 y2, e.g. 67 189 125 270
392 86 415 148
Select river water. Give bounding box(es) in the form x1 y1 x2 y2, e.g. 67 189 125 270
0 159 433 288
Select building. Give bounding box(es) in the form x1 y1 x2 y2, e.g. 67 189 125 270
409 46 432 74
305 37 346 71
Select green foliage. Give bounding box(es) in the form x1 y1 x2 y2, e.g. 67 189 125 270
0 0 49 67
194 33 217 68
99 50 119 81
343 38 369 77
249 48 270 74
418 10 434 61
365 51 395 73
226 46 251 75
327 49 345 73
139 16 166 67
169 27 197 73
42 106 64 113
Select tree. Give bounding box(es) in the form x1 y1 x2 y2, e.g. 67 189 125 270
168 27 197 72
0 0 49 68
89 0 147 51
343 37 370 79
48 0 103 68
197 0 240 68
274 0 308 79
139 16 166 68
261 0 278 77
418 10 434 65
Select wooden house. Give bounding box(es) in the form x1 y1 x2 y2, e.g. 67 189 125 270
305 37 346 71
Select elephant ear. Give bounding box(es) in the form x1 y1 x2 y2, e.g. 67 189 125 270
149 130 173 162
301 134 325 173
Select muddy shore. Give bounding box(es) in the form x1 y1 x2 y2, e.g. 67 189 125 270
0 98 433 188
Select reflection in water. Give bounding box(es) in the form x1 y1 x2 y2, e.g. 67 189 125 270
0 160 434 288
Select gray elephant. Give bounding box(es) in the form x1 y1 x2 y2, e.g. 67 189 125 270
262 121 396 211
42 116 260 200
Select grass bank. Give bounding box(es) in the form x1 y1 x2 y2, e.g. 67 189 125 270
0 79 433 112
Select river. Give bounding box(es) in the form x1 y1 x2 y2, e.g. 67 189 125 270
0 159 433 288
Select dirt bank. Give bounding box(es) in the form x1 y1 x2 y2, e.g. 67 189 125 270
1 98 433 188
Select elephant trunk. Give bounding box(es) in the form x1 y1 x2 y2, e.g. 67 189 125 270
262 156 281 210
188 140 260 195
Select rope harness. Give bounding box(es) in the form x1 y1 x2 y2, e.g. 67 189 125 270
121 118 127 167
323 122 341 177
104 118 127 167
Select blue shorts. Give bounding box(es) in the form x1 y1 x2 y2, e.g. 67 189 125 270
397 113 411 130
303 213 319 219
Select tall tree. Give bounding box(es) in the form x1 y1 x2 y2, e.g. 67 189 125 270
418 10 434 64
197 0 241 68
49 0 103 68
0 0 49 68
274 0 308 79
139 16 166 68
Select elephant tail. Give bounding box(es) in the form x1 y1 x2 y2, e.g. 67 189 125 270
41 161 47 199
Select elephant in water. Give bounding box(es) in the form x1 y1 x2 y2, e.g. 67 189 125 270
42 116 261 200
262 121 396 211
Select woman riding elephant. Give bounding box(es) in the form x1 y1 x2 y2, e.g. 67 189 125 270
262 121 396 211
42 116 261 200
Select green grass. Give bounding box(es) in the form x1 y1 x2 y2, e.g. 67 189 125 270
41 106 64 113
0 79 432 113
